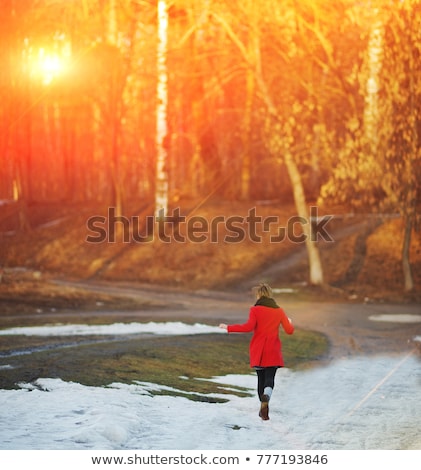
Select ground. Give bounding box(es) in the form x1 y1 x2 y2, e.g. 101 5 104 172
1 202 421 451
0 199 420 391
0 199 420 302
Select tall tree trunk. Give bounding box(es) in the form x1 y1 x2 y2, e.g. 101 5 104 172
240 68 254 200
253 44 325 286
155 0 169 217
111 120 123 224
402 215 414 292
108 0 123 223
5 0 31 231
240 1 257 201
401 18 417 293
285 151 324 285
363 10 383 149
15 76 31 231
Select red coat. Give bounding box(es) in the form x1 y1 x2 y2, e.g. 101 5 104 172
228 305 294 368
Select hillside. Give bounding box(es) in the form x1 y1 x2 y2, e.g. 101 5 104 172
0 199 420 304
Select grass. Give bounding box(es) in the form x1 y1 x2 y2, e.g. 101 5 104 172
0 329 329 401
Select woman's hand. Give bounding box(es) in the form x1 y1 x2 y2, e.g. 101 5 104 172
219 323 228 331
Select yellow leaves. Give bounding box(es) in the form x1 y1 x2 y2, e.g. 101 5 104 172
287 115 296 128
346 117 360 134
292 101 303 114
346 63 360 87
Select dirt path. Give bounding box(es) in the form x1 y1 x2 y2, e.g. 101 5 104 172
3 211 419 361
49 278 420 362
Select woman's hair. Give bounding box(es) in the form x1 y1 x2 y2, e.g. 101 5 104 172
255 283 273 299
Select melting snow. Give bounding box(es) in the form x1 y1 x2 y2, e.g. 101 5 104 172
369 314 421 323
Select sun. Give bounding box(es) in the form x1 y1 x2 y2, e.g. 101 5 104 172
26 47 68 86
40 54 62 84
37 49 65 85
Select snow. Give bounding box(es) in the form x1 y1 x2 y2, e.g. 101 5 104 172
0 321 225 337
0 321 420 450
369 314 421 323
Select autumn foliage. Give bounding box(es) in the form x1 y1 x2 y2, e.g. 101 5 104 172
0 0 419 291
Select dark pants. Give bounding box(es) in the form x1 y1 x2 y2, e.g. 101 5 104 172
256 367 279 401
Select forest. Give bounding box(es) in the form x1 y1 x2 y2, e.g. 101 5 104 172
0 0 420 293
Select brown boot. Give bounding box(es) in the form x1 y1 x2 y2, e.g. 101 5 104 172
259 394 270 420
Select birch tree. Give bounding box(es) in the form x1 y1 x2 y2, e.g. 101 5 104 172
155 0 169 217
363 8 383 149
320 0 420 292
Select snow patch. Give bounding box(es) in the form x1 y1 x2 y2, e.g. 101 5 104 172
273 288 297 294
0 322 225 337
1 355 420 450
369 314 421 324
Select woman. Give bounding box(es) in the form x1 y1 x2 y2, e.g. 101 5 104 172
219 283 294 420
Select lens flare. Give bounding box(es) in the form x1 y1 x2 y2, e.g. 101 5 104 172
37 49 64 85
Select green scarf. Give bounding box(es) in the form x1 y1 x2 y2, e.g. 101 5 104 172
255 296 279 308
